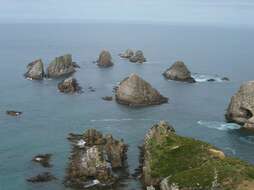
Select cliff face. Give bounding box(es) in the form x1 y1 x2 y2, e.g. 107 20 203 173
226 81 254 129
140 121 254 190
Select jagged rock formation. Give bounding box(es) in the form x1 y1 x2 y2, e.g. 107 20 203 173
65 129 127 189
97 50 114 67
115 74 168 106
226 81 254 129
119 49 134 59
58 77 82 93
24 59 45 80
139 121 254 190
47 54 76 78
163 61 195 83
129 50 146 63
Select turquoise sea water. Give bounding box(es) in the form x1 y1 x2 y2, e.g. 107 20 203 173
0 22 254 190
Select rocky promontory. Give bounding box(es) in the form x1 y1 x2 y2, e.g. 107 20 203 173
139 121 254 190
226 81 254 129
47 54 76 78
24 59 45 80
97 50 114 67
65 129 128 189
58 77 82 93
115 74 168 106
163 61 195 83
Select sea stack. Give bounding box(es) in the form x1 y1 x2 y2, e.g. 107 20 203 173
139 121 254 190
119 49 134 59
115 73 168 106
97 50 114 67
163 61 195 83
24 59 45 80
65 129 127 189
129 50 146 63
226 81 254 129
47 54 76 78
58 77 81 93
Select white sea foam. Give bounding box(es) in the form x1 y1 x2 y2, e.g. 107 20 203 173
77 139 86 147
192 73 225 83
197 120 241 131
90 118 153 122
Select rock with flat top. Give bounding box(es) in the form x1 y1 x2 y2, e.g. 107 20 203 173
47 54 76 78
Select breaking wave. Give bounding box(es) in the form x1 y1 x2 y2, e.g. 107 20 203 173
197 120 241 131
192 73 228 83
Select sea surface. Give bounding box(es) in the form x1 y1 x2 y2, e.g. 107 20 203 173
0 22 254 190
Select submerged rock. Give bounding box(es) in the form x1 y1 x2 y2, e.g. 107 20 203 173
139 121 254 190
129 50 146 63
97 50 114 67
47 54 76 78
115 73 168 106
58 77 82 93
32 154 52 167
163 61 195 83
226 81 254 129
65 129 127 189
6 110 22 116
119 49 134 59
27 172 56 183
102 96 113 101
24 59 45 80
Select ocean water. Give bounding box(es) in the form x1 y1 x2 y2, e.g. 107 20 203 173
0 22 254 190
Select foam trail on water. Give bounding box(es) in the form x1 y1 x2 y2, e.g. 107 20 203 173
197 120 241 131
90 118 154 122
192 73 225 83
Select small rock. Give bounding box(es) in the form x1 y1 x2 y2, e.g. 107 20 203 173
27 172 56 183
58 77 82 93
6 111 22 116
88 86 96 92
207 78 216 82
163 61 195 83
129 50 146 63
222 77 230 81
102 96 113 101
97 50 114 67
32 154 52 167
208 148 225 160
119 49 134 59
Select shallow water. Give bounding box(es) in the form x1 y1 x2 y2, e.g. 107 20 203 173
0 22 254 190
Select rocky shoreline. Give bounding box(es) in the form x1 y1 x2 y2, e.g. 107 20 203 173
65 129 128 189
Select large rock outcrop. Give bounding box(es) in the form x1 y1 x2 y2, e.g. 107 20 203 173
97 50 114 67
140 121 254 190
129 50 146 63
115 74 168 106
226 81 254 129
24 59 45 80
163 61 195 83
47 54 76 78
58 77 81 93
65 129 127 189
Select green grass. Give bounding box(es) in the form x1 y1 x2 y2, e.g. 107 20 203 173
147 133 254 189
